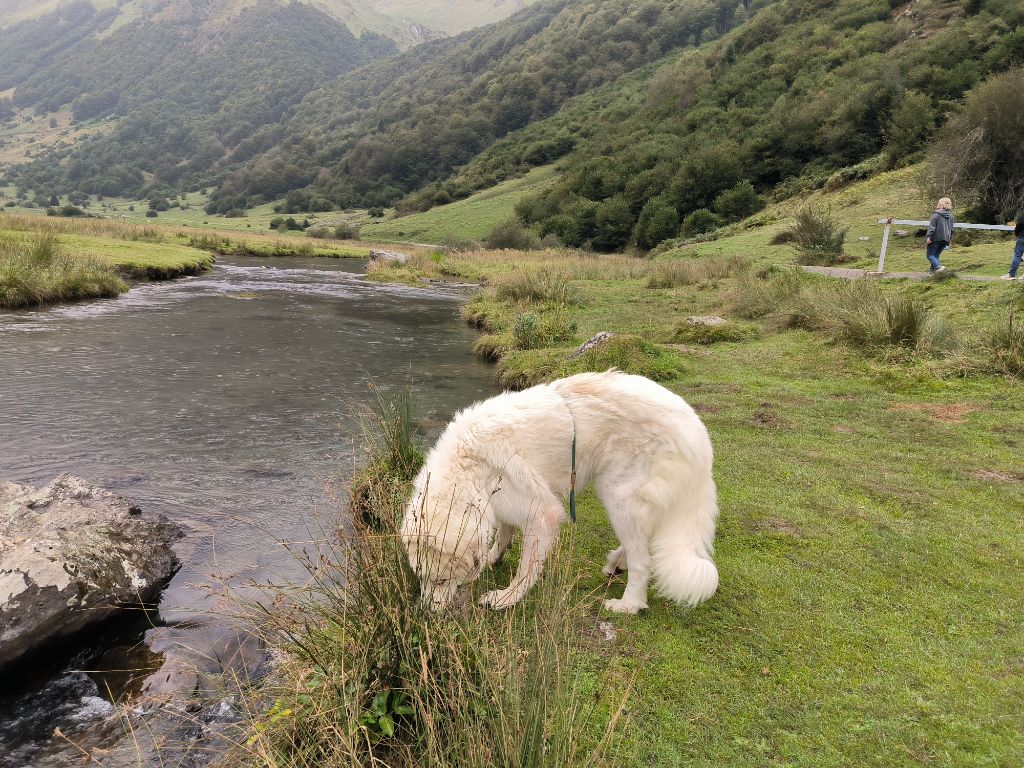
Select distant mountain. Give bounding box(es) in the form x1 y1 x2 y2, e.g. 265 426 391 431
0 1 394 197
0 0 544 44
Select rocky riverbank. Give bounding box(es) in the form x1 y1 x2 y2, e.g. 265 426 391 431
0 474 181 670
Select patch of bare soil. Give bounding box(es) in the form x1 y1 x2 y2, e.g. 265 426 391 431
751 402 787 429
889 402 980 424
972 470 1024 483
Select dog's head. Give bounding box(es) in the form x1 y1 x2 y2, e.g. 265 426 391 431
401 467 493 609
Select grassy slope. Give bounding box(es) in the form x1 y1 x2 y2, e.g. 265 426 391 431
362 164 559 244
676 166 1018 277
366 170 1024 766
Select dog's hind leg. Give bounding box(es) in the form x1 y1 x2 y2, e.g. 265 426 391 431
487 523 514 566
602 546 627 576
597 482 654 614
479 500 562 609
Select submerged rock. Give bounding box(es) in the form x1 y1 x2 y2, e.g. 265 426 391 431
0 474 181 672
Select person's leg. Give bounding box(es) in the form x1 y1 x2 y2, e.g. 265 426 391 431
926 240 942 271
1010 237 1024 278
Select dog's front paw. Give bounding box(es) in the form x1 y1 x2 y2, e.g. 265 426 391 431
603 598 645 614
480 589 517 609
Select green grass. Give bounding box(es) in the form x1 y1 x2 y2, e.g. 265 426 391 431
362 165 559 244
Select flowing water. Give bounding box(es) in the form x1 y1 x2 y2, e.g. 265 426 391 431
0 255 495 764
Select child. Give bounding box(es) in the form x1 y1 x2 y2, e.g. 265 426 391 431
925 197 953 273
1000 213 1024 280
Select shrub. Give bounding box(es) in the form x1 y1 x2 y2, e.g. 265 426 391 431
680 208 722 238
145 210 158 218
591 196 635 252
334 221 360 240
512 312 541 350
673 319 760 344
646 255 747 288
306 227 332 239
223 208 246 218
510 308 578 351
989 313 1024 376
787 205 849 265
493 268 582 305
634 198 680 250
483 219 541 250
712 180 764 222
925 68 1024 220
883 90 935 167
367 206 386 218
270 217 303 231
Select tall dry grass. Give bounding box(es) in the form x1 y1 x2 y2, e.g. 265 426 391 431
0 231 125 308
231 390 626 768
646 254 748 288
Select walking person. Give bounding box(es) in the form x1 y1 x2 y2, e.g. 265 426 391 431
1000 212 1024 280
925 197 954 273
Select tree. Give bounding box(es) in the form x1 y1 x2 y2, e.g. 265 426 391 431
635 198 680 249
925 68 1024 220
883 91 934 168
592 196 636 252
712 180 763 222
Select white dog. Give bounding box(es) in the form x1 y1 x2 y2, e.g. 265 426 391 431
401 370 718 613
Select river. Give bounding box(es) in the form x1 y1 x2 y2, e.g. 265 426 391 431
0 255 494 764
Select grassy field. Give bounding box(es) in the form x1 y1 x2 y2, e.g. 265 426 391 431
0 166 562 247
0 214 214 279
361 164 559 244
0 214 216 307
347 169 1024 766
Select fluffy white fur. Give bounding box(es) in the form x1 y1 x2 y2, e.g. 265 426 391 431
401 370 718 613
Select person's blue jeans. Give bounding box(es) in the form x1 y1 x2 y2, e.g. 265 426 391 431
926 239 947 271
1010 236 1024 277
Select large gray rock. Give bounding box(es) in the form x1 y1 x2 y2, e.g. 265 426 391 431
0 474 181 671
368 248 410 265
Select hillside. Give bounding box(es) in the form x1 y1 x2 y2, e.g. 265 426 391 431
3 0 1021 249
0 1 394 201
212 0 1021 237
0 0 542 42
421 0 1024 251
205 0 746 213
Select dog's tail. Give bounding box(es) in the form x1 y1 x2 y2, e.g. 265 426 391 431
650 474 719 607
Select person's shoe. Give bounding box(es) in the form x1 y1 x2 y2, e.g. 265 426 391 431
935 265 946 272
1001 274 1018 280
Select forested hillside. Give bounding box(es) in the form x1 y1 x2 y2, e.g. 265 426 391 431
2 1 394 201
207 0 749 213
500 0 1024 250
3 0 1022 252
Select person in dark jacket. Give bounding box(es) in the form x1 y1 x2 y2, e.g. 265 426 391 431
1001 213 1024 280
925 197 953 273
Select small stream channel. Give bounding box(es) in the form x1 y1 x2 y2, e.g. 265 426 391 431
0 255 494 765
